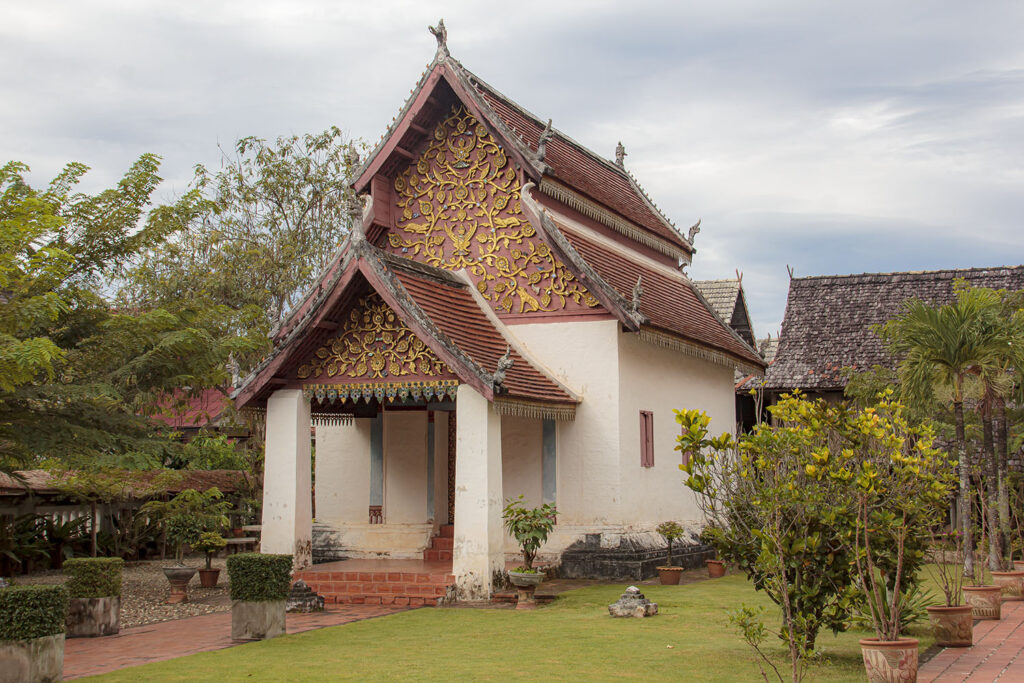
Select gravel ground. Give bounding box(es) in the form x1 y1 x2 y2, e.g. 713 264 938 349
18 555 232 628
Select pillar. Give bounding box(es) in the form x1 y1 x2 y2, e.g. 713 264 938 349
452 385 503 601
260 389 312 568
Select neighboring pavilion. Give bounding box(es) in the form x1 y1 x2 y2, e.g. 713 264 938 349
694 278 756 348
234 27 763 601
764 266 1024 400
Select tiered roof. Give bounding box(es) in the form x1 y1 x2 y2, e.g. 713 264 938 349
765 266 1024 392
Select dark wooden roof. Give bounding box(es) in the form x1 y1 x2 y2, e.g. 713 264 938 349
765 266 1024 391
0 470 249 498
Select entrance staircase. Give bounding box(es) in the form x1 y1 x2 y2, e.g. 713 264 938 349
293 525 456 607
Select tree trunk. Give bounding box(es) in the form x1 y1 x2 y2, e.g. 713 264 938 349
90 501 98 558
981 401 1001 571
996 397 1011 566
954 400 974 576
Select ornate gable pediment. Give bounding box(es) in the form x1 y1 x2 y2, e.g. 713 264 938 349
385 104 600 317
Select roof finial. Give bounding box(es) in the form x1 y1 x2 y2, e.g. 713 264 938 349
615 141 627 167
735 268 743 284
493 345 514 390
786 264 795 280
428 19 448 59
345 146 360 169
537 119 553 161
631 275 643 313
687 218 701 244
348 194 366 244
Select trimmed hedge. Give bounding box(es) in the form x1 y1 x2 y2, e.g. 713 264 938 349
227 553 293 602
63 557 125 598
0 585 69 640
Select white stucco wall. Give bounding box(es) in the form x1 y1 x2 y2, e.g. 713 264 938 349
507 319 621 527
383 410 428 524
616 331 736 530
315 421 371 525
500 415 543 508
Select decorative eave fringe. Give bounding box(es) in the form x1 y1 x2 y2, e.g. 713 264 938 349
311 413 355 427
302 380 460 405
637 328 763 377
539 180 689 261
494 398 576 422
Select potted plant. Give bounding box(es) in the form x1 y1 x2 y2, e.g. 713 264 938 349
699 526 727 578
502 496 557 610
63 557 124 637
655 521 686 584
226 553 292 640
962 536 1002 621
0 584 69 682
194 532 227 588
925 531 972 647
140 487 232 604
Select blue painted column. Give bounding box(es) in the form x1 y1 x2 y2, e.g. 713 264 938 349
369 412 383 509
426 415 435 519
542 418 556 505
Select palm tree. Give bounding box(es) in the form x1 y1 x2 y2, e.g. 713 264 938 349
880 284 1006 575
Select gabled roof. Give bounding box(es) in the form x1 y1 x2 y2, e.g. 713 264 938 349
233 239 578 417
694 280 742 323
352 50 693 259
765 266 1024 391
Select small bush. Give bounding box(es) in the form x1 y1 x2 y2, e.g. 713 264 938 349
227 553 292 602
0 585 69 640
63 557 124 598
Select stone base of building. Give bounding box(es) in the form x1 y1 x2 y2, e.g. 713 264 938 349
312 522 435 564
559 533 715 580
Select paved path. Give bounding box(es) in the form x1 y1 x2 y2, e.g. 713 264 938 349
919 601 1024 682
63 605 408 680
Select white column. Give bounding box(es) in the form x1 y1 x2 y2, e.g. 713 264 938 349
453 385 503 601
314 421 372 524
260 389 313 568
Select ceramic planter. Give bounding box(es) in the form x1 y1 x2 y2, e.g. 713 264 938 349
962 585 1002 620
66 596 120 638
657 566 683 585
859 637 918 683
508 571 543 611
991 570 1024 601
926 605 973 648
163 566 198 604
706 559 726 578
198 568 221 588
0 634 64 683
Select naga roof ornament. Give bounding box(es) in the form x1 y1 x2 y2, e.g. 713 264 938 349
428 19 448 59
615 141 627 167
492 345 514 391
686 218 701 245
631 275 643 314
537 119 554 161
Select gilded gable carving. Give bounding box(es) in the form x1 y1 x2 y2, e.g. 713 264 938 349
296 293 447 380
389 105 599 314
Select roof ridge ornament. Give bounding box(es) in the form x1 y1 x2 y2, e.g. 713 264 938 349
631 275 643 314
492 345 514 391
428 19 448 60
537 119 554 161
615 141 626 167
687 219 701 244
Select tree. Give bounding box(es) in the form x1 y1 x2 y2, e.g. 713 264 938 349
121 128 363 339
0 158 262 469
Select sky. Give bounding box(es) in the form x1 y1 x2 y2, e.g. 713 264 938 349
3 0 1023 335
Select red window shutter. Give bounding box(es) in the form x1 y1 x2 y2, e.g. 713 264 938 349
640 411 654 467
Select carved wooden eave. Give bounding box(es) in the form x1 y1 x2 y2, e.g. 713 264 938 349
232 241 578 420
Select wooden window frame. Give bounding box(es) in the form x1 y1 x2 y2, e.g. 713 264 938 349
639 410 654 467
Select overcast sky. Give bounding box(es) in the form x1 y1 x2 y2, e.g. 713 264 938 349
3 1 1023 335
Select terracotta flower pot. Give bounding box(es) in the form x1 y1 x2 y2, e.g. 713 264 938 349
926 605 973 648
859 637 918 683
706 559 726 578
962 585 1002 620
657 566 683 585
991 570 1024 601
162 566 197 605
198 568 221 588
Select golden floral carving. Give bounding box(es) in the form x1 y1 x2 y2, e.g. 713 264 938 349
389 105 598 314
296 293 447 380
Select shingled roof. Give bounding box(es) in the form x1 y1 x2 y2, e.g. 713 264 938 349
765 266 1024 392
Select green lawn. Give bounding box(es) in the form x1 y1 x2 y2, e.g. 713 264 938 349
90 574 936 682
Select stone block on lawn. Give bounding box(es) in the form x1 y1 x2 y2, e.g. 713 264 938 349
231 600 286 641
285 581 324 613
608 586 658 618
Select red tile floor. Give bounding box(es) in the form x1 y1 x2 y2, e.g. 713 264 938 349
63 604 408 680
919 601 1024 682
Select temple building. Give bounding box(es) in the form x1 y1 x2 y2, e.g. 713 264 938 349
233 25 763 602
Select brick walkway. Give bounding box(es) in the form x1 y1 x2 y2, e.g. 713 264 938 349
63 605 408 680
919 601 1024 682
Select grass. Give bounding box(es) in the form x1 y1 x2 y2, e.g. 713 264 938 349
88 573 937 682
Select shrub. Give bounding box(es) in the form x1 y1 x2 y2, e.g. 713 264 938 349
63 557 124 598
227 553 292 602
0 585 69 640
502 496 557 572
